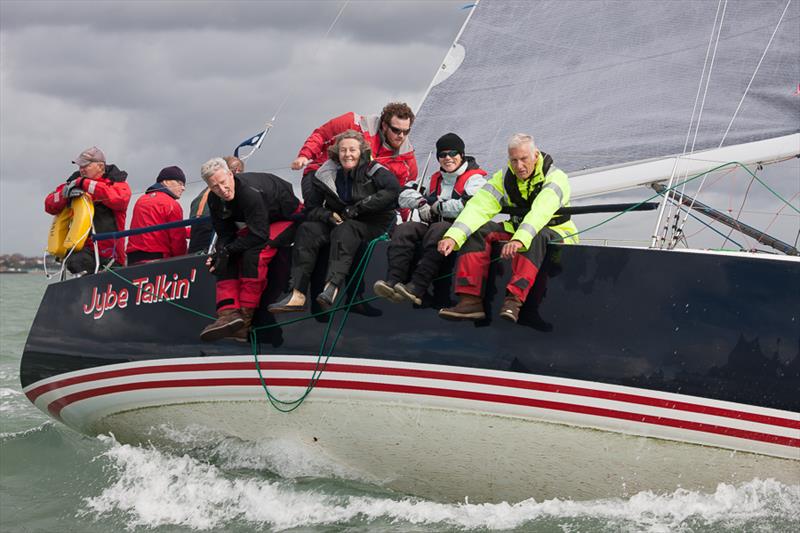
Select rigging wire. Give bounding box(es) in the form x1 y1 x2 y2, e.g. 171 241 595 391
666 0 728 250
719 0 793 147
719 171 758 250
651 0 724 249
673 0 792 248
235 1 350 160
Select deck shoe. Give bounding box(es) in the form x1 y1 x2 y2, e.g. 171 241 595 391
438 295 485 321
394 282 423 306
227 307 256 342
499 294 523 323
316 282 340 311
200 308 245 342
373 279 404 303
268 290 307 313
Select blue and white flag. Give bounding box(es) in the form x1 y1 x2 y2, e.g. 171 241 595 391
234 130 267 158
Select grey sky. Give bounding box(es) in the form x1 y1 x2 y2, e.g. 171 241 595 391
1 0 797 256
0 0 469 255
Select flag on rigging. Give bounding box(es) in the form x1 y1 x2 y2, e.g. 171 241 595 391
233 128 268 159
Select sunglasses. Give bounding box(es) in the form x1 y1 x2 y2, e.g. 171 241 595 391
437 150 460 158
387 124 411 136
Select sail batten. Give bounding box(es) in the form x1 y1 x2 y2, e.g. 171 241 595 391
413 1 800 178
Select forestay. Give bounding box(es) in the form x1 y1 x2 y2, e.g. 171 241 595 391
412 0 800 196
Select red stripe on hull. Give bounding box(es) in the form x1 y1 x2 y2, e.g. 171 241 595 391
28 360 800 430
44 376 800 448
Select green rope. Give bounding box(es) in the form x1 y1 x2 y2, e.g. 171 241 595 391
249 233 389 412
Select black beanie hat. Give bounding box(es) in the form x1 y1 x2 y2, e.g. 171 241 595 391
156 166 186 184
436 133 465 156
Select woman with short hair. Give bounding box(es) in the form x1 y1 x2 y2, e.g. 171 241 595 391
270 130 400 312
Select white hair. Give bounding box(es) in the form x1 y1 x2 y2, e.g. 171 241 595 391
507 133 537 155
200 157 230 182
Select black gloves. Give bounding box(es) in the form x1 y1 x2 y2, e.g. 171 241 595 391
344 204 360 219
64 179 84 199
209 247 230 273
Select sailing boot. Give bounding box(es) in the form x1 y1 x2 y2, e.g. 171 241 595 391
438 294 485 321
268 289 307 313
373 279 405 303
200 308 245 342
499 294 523 323
227 307 256 342
316 282 340 311
394 282 424 306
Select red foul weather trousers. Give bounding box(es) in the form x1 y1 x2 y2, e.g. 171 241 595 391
454 221 559 301
216 220 295 311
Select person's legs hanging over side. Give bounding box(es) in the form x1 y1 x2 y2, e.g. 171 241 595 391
374 221 427 303
395 221 450 306
269 221 330 313
439 221 511 320
201 253 244 341
318 219 384 310
499 228 560 323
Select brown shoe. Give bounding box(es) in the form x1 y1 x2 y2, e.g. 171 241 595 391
438 294 485 321
499 294 523 323
227 307 256 342
200 308 245 342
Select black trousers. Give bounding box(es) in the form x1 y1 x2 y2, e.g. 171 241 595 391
387 221 451 289
291 219 386 291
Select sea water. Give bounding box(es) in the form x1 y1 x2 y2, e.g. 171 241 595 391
1 274 798 532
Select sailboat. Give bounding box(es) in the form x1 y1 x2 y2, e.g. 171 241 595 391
20 0 799 503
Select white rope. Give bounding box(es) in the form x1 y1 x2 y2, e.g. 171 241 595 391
651 0 724 248
671 0 791 248
666 0 729 249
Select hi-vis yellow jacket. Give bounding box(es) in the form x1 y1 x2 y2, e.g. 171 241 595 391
443 152 579 250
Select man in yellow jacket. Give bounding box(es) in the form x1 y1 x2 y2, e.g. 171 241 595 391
437 133 578 323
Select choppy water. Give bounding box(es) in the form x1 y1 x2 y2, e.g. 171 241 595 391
1 274 799 532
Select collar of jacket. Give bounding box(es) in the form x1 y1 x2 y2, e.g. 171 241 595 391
440 160 469 182
146 181 179 199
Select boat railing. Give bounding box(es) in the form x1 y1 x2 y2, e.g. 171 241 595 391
85 216 212 276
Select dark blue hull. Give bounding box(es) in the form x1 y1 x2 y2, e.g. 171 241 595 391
21 243 800 411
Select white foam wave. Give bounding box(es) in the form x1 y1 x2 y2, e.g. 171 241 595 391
81 437 800 532
0 421 53 441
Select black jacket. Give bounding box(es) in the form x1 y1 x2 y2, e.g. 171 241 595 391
306 158 400 228
208 172 300 254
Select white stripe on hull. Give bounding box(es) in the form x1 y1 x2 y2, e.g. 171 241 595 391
24 355 800 501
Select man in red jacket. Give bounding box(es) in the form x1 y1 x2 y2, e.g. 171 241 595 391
127 166 188 265
291 102 417 190
44 146 131 273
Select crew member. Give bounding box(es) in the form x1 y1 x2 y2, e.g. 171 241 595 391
127 166 188 265
199 158 301 341
291 102 417 197
437 133 579 322
269 130 399 313
44 146 131 273
373 133 487 305
188 156 244 254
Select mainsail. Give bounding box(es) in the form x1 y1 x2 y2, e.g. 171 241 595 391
413 0 799 197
